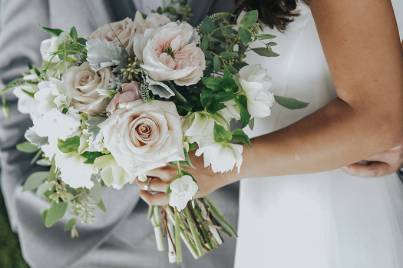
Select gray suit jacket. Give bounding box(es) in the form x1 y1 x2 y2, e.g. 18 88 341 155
0 1 238 267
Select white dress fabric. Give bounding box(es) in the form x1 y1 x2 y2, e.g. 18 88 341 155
235 2 403 268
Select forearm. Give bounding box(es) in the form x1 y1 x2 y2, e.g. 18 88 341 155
222 97 402 184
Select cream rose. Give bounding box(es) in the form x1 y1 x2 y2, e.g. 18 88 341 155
89 18 136 51
63 62 114 115
139 22 206 86
239 64 275 118
100 100 185 177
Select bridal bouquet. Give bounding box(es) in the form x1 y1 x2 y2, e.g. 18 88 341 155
1 2 307 263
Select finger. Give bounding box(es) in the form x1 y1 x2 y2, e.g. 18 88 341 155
146 167 177 182
134 177 170 192
139 190 169 206
343 162 394 177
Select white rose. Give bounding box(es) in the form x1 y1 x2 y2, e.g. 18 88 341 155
239 64 275 118
100 100 185 177
169 175 198 211
139 22 206 86
89 18 136 51
63 62 114 115
94 155 131 189
40 32 68 63
55 152 95 189
196 143 243 173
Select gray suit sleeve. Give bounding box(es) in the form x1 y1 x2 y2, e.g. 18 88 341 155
0 0 49 230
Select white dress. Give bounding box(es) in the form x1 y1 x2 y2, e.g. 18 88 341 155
235 2 403 268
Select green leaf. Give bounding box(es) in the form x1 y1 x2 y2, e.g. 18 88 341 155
213 55 221 71
232 129 251 145
239 27 252 44
200 17 215 34
42 26 63 36
236 95 251 128
89 179 104 204
240 10 258 27
45 202 68 228
256 33 276 40
16 141 39 153
81 151 105 164
214 123 232 143
58 136 80 153
274 95 309 109
97 199 107 212
201 36 209 50
251 47 279 57
64 218 77 232
202 77 221 90
69 27 78 40
23 171 49 192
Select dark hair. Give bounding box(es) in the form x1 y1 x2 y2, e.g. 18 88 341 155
236 0 300 31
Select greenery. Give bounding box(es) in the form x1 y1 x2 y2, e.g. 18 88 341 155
0 192 28 268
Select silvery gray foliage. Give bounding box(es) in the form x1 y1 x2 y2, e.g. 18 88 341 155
147 77 175 99
86 39 124 71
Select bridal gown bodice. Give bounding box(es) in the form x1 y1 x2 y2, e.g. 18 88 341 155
236 2 403 268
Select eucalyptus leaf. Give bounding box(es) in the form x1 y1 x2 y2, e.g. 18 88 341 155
45 202 68 228
240 10 258 27
251 47 279 57
274 95 309 110
23 171 49 192
16 141 39 153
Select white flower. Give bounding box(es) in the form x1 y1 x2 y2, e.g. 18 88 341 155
169 175 198 211
184 112 215 147
196 143 243 173
35 80 67 114
55 152 95 189
40 32 68 63
239 64 275 118
86 39 124 71
100 100 185 177
138 22 205 86
219 100 241 122
63 62 114 115
13 86 38 117
94 155 131 189
32 109 80 141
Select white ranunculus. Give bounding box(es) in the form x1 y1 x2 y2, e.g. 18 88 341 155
138 22 205 86
63 62 114 115
184 112 215 147
169 175 198 211
40 32 68 63
13 86 38 117
100 100 185 177
196 143 243 173
94 155 131 189
239 64 275 118
55 152 95 189
33 108 80 141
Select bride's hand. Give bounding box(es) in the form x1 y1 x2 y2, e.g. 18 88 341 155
343 144 403 177
134 153 233 206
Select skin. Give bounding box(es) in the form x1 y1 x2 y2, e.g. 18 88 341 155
136 0 403 205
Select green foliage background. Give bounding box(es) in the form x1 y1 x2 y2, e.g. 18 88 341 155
0 192 28 268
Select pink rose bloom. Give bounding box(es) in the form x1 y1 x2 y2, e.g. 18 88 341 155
106 82 142 113
139 22 206 86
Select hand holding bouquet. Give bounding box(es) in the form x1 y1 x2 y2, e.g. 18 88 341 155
1 2 307 263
